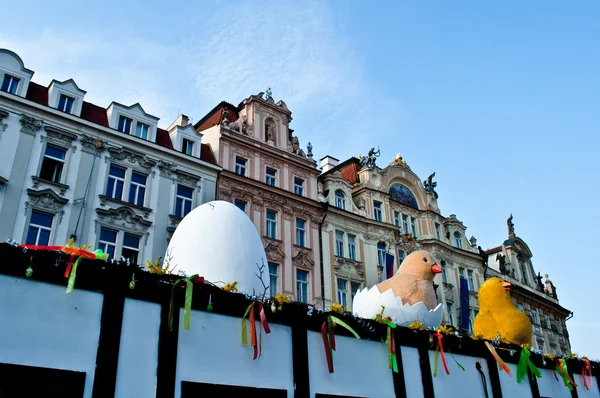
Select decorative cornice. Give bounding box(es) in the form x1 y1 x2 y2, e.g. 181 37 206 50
293 249 314 270
98 195 153 219
264 238 286 263
95 206 152 234
107 146 157 173
31 176 69 196
25 188 69 224
334 256 365 278
43 125 78 152
0 108 8 132
20 114 42 136
79 134 107 155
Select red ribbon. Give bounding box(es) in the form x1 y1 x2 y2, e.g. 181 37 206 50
556 359 577 388
322 319 334 373
20 244 99 279
553 370 559 381
582 359 592 390
245 301 271 360
433 333 450 375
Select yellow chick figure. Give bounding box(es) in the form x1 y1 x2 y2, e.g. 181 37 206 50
474 277 533 345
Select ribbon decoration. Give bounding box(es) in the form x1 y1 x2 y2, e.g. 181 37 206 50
20 244 108 293
241 301 271 360
484 342 512 376
582 358 592 390
168 274 199 332
555 358 577 391
516 347 542 384
432 332 450 376
386 324 399 373
321 315 361 373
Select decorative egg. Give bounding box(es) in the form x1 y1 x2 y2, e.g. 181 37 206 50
165 200 268 296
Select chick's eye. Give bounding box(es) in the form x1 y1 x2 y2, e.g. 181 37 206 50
423 257 428 262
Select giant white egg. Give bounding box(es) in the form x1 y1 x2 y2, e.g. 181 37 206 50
165 200 267 295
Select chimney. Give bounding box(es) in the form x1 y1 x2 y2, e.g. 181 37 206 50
168 114 190 132
320 156 339 172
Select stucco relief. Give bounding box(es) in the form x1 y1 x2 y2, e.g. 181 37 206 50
95 206 152 234
230 146 253 160
264 239 285 263
293 249 314 270
25 188 68 224
20 114 42 136
42 126 78 152
334 256 365 278
107 147 157 173
0 109 8 132
79 135 107 155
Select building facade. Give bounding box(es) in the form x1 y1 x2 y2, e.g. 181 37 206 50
486 217 572 355
318 153 487 333
197 92 323 305
0 48 220 264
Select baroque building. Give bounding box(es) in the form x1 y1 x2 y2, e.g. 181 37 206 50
197 91 323 305
318 152 487 333
0 48 220 263
485 216 572 355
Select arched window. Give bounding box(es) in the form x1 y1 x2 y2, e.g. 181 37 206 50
388 183 419 209
334 190 346 209
377 242 387 266
454 232 462 249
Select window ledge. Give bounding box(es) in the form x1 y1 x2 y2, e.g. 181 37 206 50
31 176 69 196
98 195 153 218
294 244 311 251
263 236 283 244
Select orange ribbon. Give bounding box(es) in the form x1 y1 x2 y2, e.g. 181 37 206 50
241 301 271 360
582 358 592 390
432 332 450 375
484 341 512 376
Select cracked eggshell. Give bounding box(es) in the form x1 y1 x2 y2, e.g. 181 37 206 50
165 200 267 295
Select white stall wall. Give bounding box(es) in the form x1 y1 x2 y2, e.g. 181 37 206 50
175 310 294 397
307 331 395 398
401 346 424 398
573 373 600 398
0 275 103 398
115 299 161 398
498 363 533 397
428 351 493 398
537 368 571 398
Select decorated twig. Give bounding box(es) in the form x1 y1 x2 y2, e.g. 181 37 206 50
321 315 360 373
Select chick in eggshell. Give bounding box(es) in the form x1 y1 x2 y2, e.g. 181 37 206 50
377 250 442 310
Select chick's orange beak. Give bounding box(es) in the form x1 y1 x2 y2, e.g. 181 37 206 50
431 264 442 274
502 281 512 291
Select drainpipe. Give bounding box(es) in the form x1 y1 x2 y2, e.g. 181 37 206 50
318 202 329 310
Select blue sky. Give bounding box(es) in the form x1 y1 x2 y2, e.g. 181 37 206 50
2 1 599 358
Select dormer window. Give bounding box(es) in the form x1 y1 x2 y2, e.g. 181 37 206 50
58 95 74 114
135 122 149 139
1 74 19 94
182 138 194 156
118 116 132 134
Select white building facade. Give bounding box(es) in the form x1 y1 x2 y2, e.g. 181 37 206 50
0 48 220 264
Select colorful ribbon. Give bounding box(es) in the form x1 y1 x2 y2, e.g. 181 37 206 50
241 301 271 360
168 274 199 332
516 347 541 383
484 342 512 376
386 325 399 373
432 332 450 376
321 315 360 373
555 358 577 391
582 358 592 390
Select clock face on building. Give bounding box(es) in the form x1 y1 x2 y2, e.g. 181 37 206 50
388 183 419 209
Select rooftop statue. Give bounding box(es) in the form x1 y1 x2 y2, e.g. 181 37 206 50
507 214 515 236
264 88 273 101
359 146 380 169
423 172 439 199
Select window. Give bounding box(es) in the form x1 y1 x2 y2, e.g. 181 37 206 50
467 269 475 291
58 94 74 113
556 320 563 334
128 171 147 206
98 227 118 260
235 157 247 176
454 232 462 249
337 278 348 307
435 223 441 240
182 139 194 156
234 199 246 212
458 267 465 279
373 201 382 222
266 210 277 239
268 263 278 297
135 122 149 139
377 242 386 266
394 211 400 227
25 210 54 245
441 261 448 283
122 233 140 264
335 231 344 257
294 178 304 196
296 270 308 302
266 168 277 186
469 309 476 333
411 217 417 236
39 144 67 183
544 315 551 329
106 165 126 200
335 190 346 209
175 185 193 218
117 116 132 134
348 234 356 260
1 74 19 94
446 302 454 326
296 219 306 247
402 214 409 234
351 283 360 301
530 309 540 325
398 250 406 264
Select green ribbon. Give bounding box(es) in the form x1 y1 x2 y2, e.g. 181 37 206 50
241 302 254 345
447 349 465 371
516 347 542 383
66 249 107 294
434 342 440 376
556 360 575 391
169 274 199 332
330 316 361 339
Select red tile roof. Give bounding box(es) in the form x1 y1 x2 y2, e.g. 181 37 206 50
155 128 174 150
340 161 361 184
25 82 48 106
200 143 217 165
80 101 109 127
485 246 502 255
195 102 238 132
